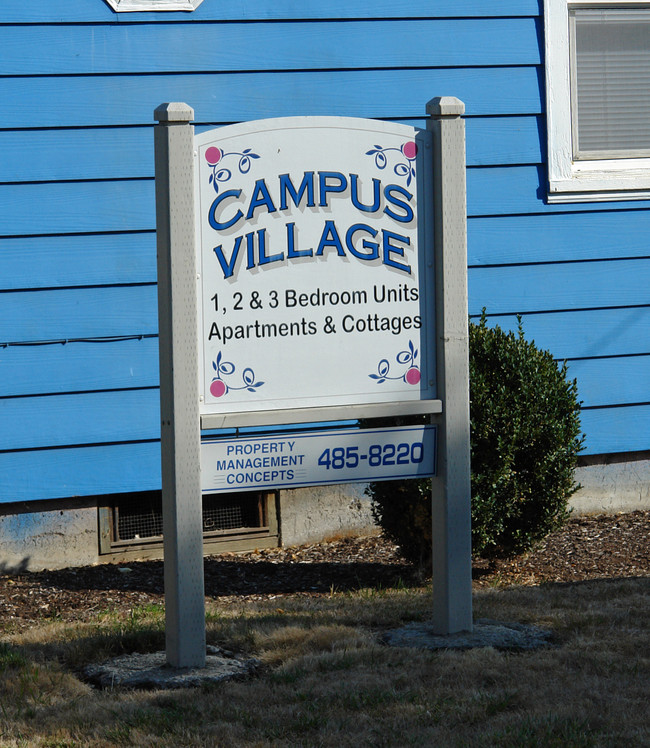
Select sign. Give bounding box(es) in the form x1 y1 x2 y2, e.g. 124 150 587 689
155 99 472 668
195 117 435 417
201 425 435 493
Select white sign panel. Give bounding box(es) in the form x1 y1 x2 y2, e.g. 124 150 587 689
195 117 435 417
201 425 435 493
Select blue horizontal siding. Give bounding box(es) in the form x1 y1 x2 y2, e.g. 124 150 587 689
0 304 650 394
478 307 650 360
580 405 650 455
0 0 644 509
0 234 156 289
10 167 650 240
0 286 158 343
0 128 152 184
0 0 542 23
468 211 650 265
465 116 542 167
0 116 542 186
468 166 650 216
469 259 650 315
0 442 161 503
4 346 647 407
0 404 642 506
0 68 543 129
567 356 650 409
1 20 540 75
2 354 647 448
0 181 153 237
4 271 644 353
0 390 159 451
0 402 644 505
0 337 158 397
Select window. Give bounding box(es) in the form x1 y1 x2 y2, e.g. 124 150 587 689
104 0 204 11
546 0 650 201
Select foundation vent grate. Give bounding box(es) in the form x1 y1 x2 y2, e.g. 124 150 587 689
111 492 267 544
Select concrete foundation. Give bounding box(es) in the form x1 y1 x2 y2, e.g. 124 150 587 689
278 482 377 547
0 498 99 573
0 454 647 572
571 452 650 515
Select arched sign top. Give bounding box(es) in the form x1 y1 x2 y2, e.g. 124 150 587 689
194 116 436 420
195 115 420 140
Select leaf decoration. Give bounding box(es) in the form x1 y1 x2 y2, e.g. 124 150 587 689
374 152 387 169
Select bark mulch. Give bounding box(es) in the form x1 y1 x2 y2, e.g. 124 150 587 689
0 511 647 629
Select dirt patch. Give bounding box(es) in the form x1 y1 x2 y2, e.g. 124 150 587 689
0 511 647 629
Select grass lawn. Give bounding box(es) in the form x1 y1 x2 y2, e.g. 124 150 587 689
0 571 647 747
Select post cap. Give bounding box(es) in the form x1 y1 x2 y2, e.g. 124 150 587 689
154 102 195 123
426 97 465 117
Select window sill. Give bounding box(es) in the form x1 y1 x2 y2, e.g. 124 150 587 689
105 0 203 11
548 168 650 203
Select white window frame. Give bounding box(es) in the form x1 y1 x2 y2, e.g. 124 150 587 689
546 0 650 202
104 0 203 11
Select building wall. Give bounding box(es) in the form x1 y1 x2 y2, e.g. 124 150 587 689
1 463 647 571
0 2 648 528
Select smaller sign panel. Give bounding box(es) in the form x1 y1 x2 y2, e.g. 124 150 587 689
201 425 435 493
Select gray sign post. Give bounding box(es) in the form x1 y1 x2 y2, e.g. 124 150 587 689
428 97 473 634
154 103 206 668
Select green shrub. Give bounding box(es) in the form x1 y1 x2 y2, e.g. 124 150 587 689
368 314 584 562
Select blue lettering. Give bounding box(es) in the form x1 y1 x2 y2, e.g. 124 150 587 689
382 230 411 274
383 184 415 224
246 178 277 220
279 172 315 210
318 172 348 207
345 224 379 260
350 174 381 213
208 189 244 230
245 231 256 270
315 220 345 257
286 222 313 258
257 228 284 266
213 235 244 279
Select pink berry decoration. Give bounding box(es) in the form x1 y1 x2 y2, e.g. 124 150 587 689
405 367 421 385
402 141 418 160
210 379 227 398
205 146 222 165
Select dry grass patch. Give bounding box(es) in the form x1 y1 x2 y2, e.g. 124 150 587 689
256 623 374 665
0 576 647 747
